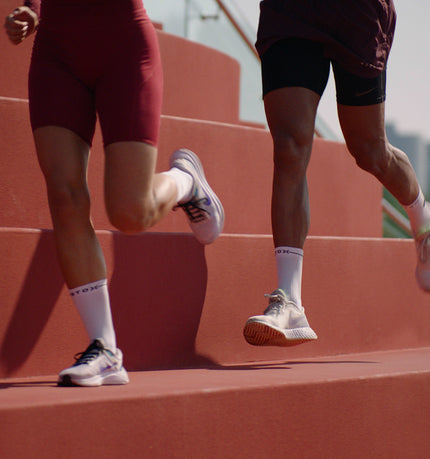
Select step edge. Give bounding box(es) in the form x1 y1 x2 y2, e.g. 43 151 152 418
1 347 429 410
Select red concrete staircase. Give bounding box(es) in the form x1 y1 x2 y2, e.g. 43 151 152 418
1 1 430 457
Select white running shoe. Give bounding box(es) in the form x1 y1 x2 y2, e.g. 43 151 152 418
170 148 224 244
58 339 129 387
415 227 430 291
243 289 317 347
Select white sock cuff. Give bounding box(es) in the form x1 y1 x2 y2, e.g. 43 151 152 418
69 279 117 351
404 188 424 210
275 246 304 257
69 279 108 297
161 168 194 203
274 246 303 307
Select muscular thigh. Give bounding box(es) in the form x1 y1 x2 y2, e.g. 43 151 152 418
337 102 386 159
104 141 158 219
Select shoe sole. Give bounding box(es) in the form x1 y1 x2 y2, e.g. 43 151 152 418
243 320 317 347
170 149 225 244
58 367 130 387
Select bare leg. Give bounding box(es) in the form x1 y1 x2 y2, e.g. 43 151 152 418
264 87 321 248
338 102 430 291
243 87 323 345
337 102 419 206
34 126 106 288
35 128 181 384
104 141 178 233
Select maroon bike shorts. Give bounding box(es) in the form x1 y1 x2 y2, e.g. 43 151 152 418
28 0 163 147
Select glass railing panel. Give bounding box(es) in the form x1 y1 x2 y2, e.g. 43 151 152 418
144 0 265 125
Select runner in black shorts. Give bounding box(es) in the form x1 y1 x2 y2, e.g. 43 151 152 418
243 0 430 348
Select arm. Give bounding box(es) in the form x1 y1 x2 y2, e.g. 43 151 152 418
4 2 39 45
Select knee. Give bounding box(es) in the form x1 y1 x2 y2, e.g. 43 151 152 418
107 199 155 234
347 137 393 180
47 184 91 224
272 132 313 175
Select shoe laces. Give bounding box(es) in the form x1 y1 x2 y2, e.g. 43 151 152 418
175 197 210 223
264 292 302 314
73 340 104 366
264 292 288 314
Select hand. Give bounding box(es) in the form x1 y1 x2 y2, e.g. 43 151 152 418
4 6 38 45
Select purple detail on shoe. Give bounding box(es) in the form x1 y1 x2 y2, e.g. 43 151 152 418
100 365 114 372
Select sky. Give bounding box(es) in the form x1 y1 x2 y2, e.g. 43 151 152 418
232 0 430 142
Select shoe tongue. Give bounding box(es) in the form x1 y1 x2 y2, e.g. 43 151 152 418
268 289 304 311
270 288 288 300
74 340 104 365
91 339 105 350
80 339 104 357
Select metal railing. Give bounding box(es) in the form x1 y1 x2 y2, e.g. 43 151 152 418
382 198 412 236
213 0 259 59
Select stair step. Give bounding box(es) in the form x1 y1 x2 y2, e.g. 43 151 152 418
1 347 429 458
1 228 428 378
0 98 382 237
157 30 240 123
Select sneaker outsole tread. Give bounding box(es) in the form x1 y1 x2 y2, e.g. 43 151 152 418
58 367 129 387
243 320 317 347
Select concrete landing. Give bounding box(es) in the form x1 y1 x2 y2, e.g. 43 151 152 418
1 347 429 458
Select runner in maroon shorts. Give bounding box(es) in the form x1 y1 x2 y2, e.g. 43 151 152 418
243 0 430 347
4 0 224 386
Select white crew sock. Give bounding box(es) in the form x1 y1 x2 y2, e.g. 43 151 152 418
69 279 117 351
275 246 304 307
403 188 430 235
161 168 194 203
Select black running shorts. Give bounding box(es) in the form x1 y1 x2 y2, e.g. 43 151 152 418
261 38 386 106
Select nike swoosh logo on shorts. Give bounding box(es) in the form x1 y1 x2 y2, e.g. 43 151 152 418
355 87 375 98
